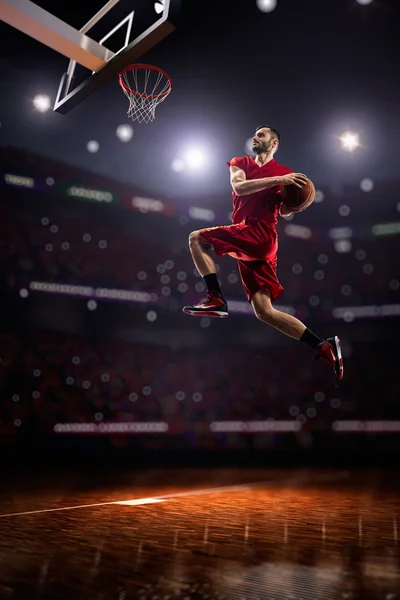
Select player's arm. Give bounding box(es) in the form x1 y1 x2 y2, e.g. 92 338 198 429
230 165 281 196
230 166 308 196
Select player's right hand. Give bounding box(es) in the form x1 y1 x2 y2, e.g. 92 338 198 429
279 173 309 188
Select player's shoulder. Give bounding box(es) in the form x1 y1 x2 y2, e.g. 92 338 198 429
227 155 250 169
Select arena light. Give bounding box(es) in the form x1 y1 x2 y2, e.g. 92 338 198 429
154 0 164 14
116 124 133 142
333 421 400 433
66 186 114 203
339 205 351 216
4 173 34 188
210 420 301 432
256 0 278 13
87 140 99 153
340 132 360 152
372 222 400 236
185 148 207 170
188 206 215 222
132 196 164 212
360 178 374 192
333 304 400 320
284 224 312 239
356 0 373 5
334 239 352 253
33 94 51 112
329 226 353 240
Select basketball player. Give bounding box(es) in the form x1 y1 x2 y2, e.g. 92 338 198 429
183 126 344 380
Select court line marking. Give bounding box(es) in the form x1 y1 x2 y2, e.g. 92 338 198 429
112 497 165 506
0 472 350 519
0 484 253 518
0 500 133 518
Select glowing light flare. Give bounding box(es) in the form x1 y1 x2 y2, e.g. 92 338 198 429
33 94 51 112
154 0 164 14
185 148 207 170
360 178 374 192
340 132 360 152
256 0 277 12
116 124 134 142
87 140 99 153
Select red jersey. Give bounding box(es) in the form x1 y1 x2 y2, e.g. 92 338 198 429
227 156 293 227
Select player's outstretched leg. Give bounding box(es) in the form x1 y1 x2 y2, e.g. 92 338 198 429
251 288 344 380
183 231 229 318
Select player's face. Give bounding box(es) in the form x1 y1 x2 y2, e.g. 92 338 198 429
252 129 276 154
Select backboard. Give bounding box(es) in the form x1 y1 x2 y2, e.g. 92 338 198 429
0 0 181 114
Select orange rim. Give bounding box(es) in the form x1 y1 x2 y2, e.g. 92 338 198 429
118 63 172 99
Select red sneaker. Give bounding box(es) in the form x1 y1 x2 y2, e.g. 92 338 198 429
183 291 229 318
314 336 344 380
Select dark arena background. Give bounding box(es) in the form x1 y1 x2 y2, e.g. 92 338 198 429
0 0 399 599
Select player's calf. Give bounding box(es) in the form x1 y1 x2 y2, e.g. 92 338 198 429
251 290 343 380
251 293 306 340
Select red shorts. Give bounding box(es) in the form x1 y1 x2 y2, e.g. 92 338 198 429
199 216 284 302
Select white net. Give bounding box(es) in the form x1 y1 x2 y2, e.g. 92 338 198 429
119 65 172 123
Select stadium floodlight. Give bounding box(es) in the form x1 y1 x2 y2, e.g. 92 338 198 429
87 140 100 153
340 132 360 152
33 94 51 112
360 178 374 192
185 148 207 170
116 124 134 142
256 0 278 13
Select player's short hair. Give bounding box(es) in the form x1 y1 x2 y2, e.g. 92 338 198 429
256 125 281 143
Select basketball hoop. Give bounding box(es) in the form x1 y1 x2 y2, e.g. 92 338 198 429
118 64 172 123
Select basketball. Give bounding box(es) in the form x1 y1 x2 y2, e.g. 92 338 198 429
282 179 316 212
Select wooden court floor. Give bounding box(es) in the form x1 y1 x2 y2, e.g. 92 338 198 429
0 467 399 600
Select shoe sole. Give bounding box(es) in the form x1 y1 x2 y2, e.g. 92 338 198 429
332 335 344 380
183 308 229 318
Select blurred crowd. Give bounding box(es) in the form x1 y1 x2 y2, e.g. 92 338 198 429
1 329 398 434
1 192 399 312
1 180 399 438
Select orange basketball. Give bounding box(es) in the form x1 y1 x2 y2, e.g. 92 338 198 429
282 179 315 213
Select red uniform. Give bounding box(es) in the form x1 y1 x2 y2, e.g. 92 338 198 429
199 156 293 302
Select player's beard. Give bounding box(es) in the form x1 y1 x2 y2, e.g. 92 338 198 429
253 140 273 155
